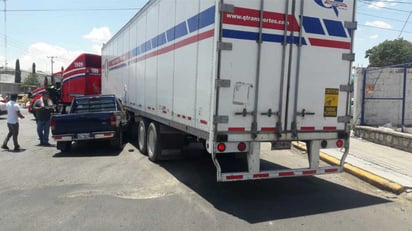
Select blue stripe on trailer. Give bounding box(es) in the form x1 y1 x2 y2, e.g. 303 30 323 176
302 16 325 35
323 19 347 38
187 6 216 33
166 22 188 42
151 33 167 49
222 29 307 45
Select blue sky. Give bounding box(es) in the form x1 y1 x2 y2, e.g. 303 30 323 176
0 0 412 72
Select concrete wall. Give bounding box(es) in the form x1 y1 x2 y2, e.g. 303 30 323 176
354 67 412 127
354 126 412 152
0 83 37 95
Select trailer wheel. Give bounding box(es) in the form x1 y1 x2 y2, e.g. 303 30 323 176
137 120 149 155
147 122 162 162
57 141 71 153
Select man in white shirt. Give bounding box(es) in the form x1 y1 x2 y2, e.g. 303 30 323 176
2 93 25 151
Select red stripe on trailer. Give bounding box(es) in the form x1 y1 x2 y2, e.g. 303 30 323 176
228 127 245 132
323 126 337 131
325 168 338 173
309 38 351 50
200 120 208 125
188 117 192 121
162 110 167 114
177 114 181 118
300 126 315 131
279 171 295 177
303 170 316 175
135 29 215 63
226 175 244 180
182 115 186 119
253 173 270 178
261 127 276 131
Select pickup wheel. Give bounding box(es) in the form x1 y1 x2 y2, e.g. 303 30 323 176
57 141 71 153
137 120 149 155
111 131 124 150
147 122 162 162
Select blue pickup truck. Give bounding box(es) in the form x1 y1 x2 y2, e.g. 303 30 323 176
51 94 128 152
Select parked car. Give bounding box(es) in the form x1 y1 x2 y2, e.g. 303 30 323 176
0 95 7 115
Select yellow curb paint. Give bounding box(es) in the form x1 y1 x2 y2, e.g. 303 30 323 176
291 142 405 194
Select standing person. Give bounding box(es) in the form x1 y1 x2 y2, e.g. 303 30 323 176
1 93 25 151
33 92 54 146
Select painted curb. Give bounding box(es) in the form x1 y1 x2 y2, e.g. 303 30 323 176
292 142 405 194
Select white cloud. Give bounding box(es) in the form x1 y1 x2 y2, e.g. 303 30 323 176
368 1 385 9
369 34 379 39
83 27 112 55
365 21 392 29
19 42 82 72
368 0 397 9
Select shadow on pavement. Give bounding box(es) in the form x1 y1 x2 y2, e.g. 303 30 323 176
53 141 122 158
157 144 391 223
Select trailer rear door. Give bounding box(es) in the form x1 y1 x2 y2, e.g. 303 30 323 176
217 0 354 140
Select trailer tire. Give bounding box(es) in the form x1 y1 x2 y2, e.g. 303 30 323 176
57 141 71 153
137 119 149 155
147 122 162 162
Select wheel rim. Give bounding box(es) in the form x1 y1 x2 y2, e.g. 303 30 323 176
138 122 145 150
147 125 156 157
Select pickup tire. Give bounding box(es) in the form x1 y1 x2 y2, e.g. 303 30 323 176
147 122 162 162
137 119 149 155
57 141 71 153
111 131 124 150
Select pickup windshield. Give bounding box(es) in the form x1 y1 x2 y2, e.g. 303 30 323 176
72 97 116 113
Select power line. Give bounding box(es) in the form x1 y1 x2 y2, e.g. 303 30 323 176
360 24 412 34
5 8 140 12
358 11 412 24
399 10 412 37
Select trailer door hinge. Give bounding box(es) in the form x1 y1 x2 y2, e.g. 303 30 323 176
216 79 231 88
214 115 229 124
340 84 353 92
218 42 233 51
344 21 357 30
219 3 234 13
338 116 351 123
342 53 355 61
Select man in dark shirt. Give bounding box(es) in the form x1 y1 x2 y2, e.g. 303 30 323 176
33 92 54 146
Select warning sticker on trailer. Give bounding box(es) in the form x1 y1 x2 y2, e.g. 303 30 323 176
324 88 339 117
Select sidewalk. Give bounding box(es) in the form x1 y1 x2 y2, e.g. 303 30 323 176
320 136 412 193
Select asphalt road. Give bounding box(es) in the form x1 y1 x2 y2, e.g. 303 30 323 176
0 110 411 231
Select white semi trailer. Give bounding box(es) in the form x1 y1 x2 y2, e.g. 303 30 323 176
102 0 356 181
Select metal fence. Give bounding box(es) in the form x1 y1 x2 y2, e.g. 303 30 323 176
354 63 412 131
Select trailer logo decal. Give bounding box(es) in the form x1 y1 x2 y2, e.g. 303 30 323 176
223 7 300 32
222 7 351 49
315 0 347 17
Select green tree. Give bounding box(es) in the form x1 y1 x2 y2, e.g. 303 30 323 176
365 38 412 67
15 59 21 83
22 73 40 86
23 73 40 86
23 62 40 86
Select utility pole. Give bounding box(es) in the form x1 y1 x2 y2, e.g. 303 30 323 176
47 56 57 85
3 0 7 72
